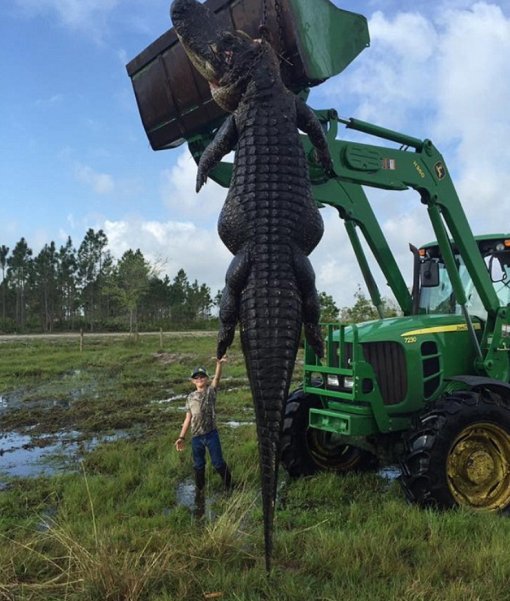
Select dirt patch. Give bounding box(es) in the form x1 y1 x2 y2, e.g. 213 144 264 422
152 351 196 365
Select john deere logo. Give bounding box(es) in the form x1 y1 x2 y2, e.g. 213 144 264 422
434 162 446 180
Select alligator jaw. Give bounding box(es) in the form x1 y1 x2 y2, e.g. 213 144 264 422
170 0 224 83
171 0 262 112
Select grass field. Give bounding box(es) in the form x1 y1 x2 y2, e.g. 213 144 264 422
0 333 509 600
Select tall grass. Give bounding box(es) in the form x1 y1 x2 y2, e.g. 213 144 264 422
0 515 185 601
2 450 510 600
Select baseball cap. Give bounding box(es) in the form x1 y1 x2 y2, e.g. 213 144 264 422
191 367 209 379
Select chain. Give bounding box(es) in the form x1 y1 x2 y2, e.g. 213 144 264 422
261 0 269 29
274 0 285 53
259 0 270 41
259 0 291 66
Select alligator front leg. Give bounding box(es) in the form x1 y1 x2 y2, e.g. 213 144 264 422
196 115 238 192
296 97 335 176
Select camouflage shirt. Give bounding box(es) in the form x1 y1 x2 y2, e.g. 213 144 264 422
185 386 217 437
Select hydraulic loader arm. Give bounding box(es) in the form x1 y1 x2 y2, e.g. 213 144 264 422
303 112 501 315
302 111 507 378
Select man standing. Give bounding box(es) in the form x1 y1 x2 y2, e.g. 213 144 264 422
175 356 233 506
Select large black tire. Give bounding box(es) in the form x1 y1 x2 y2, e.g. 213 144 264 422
281 388 377 477
400 390 510 511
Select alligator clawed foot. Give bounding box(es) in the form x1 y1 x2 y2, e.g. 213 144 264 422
217 324 236 359
304 323 324 358
196 170 207 193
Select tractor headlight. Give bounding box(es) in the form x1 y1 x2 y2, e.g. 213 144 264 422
327 375 339 387
326 375 354 391
343 376 354 390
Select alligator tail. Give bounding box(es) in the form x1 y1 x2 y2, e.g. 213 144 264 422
218 243 323 571
241 277 301 572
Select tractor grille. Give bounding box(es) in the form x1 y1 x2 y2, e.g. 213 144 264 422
421 341 441 399
361 342 407 405
337 341 407 405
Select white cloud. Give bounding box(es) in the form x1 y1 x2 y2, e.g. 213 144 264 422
75 163 115 195
160 149 228 219
103 218 231 293
434 3 510 142
0 220 21 250
34 94 64 108
432 3 510 226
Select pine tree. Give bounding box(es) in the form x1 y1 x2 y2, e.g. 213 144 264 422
7 238 33 329
0 245 9 322
111 249 152 332
77 229 108 331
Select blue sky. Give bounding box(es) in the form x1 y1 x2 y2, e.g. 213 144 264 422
2 0 510 306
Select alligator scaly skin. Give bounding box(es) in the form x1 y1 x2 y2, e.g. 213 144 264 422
171 1 332 570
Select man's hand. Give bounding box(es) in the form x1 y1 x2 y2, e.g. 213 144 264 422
212 355 227 389
175 437 185 452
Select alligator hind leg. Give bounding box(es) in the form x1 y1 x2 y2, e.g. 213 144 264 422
217 288 237 359
294 251 324 358
217 248 250 358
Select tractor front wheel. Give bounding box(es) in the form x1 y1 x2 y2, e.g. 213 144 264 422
281 388 377 477
400 390 510 511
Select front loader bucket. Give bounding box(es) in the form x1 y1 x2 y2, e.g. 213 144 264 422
288 0 369 81
126 0 369 150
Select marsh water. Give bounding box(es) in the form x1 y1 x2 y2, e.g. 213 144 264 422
0 380 400 486
0 381 255 483
0 383 127 480
0 426 125 480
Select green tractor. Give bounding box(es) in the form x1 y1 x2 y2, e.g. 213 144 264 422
127 0 510 512
283 228 510 511
278 110 510 513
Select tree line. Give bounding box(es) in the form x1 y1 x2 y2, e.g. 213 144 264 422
0 229 400 334
0 229 215 334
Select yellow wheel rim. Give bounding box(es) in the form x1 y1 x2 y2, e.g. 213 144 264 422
447 422 510 510
307 430 361 471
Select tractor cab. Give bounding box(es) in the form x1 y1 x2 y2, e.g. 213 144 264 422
418 235 510 320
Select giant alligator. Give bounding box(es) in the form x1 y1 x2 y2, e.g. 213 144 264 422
171 0 333 571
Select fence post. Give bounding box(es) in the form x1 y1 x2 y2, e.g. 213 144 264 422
80 329 84 352
159 327 163 349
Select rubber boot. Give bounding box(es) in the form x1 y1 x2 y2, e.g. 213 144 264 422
194 468 205 518
215 464 233 491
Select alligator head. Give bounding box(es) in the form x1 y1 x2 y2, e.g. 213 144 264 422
171 0 271 112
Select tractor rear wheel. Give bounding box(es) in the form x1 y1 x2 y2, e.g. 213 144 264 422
281 388 377 477
400 390 510 511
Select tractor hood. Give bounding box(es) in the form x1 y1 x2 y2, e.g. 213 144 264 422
339 313 483 345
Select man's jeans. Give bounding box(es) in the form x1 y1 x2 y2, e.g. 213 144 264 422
191 429 226 471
